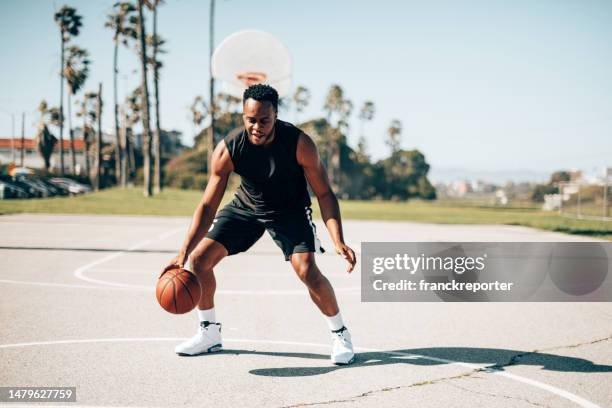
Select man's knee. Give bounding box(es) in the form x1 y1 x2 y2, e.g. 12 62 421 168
190 239 227 274
293 258 322 286
190 252 215 274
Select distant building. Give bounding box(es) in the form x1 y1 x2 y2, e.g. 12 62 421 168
452 180 471 197
1 128 185 174
543 194 561 211
495 189 508 205
0 137 87 173
568 170 583 182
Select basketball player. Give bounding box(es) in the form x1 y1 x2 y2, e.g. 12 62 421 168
162 84 356 365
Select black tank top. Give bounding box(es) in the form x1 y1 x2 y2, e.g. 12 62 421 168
224 120 311 216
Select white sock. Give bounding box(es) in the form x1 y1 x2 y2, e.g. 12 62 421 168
197 307 216 323
325 311 345 332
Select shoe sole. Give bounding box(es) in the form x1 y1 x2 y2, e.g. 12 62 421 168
176 343 223 356
332 355 356 366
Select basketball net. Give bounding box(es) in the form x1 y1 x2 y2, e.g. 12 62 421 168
236 71 268 86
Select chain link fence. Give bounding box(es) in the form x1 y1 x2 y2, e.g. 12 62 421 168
558 181 611 221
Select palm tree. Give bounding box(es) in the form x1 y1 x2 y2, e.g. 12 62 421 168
207 0 216 176
76 92 99 180
386 119 402 155
136 0 153 197
125 87 143 183
356 135 368 164
335 99 352 187
64 45 90 175
36 125 57 173
323 85 343 179
323 85 352 189
54 5 82 175
35 101 58 172
292 86 310 123
94 84 103 191
324 84 343 123
358 101 375 138
357 101 375 163
105 1 137 187
146 0 165 194
215 93 240 114
339 99 353 121
190 95 208 137
119 106 129 187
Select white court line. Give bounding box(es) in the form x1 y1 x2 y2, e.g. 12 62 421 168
0 278 359 295
0 279 137 291
68 227 360 295
91 267 357 277
0 337 600 408
72 228 182 288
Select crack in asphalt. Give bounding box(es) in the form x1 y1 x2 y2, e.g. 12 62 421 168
445 381 552 408
278 335 611 408
486 334 612 371
278 369 484 407
543 335 612 351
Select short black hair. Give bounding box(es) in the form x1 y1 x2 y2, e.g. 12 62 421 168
243 84 279 111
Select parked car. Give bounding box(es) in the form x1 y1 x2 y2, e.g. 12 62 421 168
20 175 68 197
48 177 92 195
40 178 69 196
15 175 54 198
0 175 41 198
0 179 29 199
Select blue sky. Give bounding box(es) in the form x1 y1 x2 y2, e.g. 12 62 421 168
1 0 611 182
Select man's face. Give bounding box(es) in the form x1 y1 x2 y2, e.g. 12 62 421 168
243 98 277 146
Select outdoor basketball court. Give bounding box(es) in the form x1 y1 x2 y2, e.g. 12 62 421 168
0 214 610 407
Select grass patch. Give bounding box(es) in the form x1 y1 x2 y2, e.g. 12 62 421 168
0 187 206 217
1 187 610 240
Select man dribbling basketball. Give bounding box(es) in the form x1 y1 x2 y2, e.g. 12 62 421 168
162 84 357 365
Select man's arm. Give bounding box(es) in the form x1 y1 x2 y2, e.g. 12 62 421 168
163 141 233 272
297 133 356 272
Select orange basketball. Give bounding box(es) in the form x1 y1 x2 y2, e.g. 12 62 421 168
156 268 201 314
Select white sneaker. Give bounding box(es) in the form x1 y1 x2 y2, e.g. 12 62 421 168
331 326 355 365
175 321 223 356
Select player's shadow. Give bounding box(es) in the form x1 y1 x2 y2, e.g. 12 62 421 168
216 347 612 377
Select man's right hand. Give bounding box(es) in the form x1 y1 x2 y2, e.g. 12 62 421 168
160 252 187 278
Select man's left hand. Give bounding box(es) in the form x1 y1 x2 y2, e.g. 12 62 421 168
335 243 356 273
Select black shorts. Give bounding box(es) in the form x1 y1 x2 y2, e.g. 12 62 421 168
206 204 325 261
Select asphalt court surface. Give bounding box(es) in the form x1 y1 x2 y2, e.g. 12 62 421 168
0 214 611 407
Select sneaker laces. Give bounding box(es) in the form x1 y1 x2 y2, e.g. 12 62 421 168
199 321 222 333
331 326 349 341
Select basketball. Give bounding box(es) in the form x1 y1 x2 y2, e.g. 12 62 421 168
156 268 202 314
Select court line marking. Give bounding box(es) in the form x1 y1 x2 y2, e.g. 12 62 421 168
0 278 360 295
90 267 358 277
0 279 135 291
0 337 600 408
69 227 359 295
72 228 182 288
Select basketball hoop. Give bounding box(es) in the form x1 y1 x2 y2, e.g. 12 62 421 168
212 30 292 98
236 71 268 86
